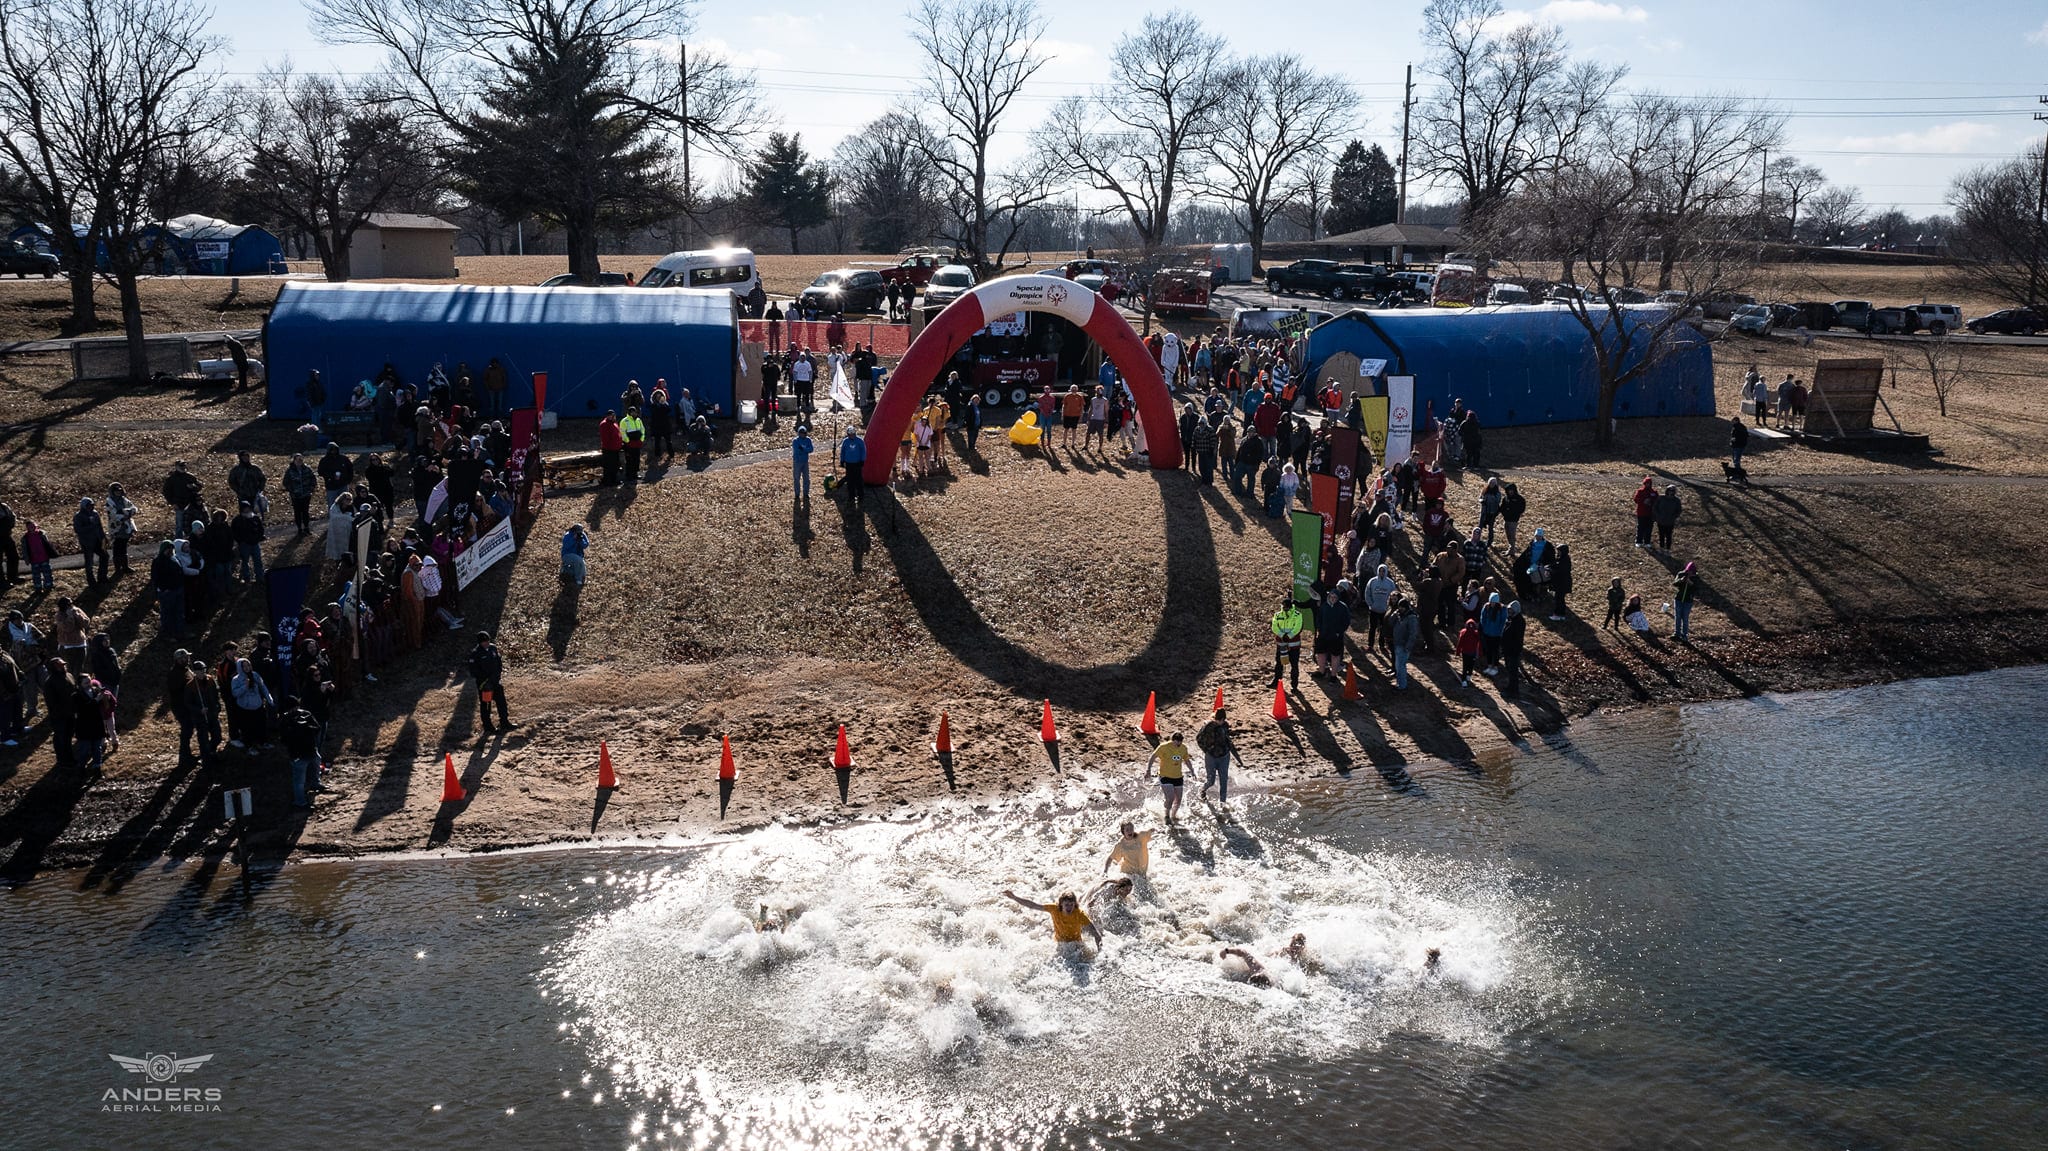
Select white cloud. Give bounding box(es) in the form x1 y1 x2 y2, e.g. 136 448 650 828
1537 1 1650 22
1835 121 2004 156
1636 35 1684 54
2027 18 2048 44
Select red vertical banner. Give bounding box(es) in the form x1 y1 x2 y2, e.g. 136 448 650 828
1329 426 1361 537
531 371 548 414
1309 472 1340 549
510 406 543 531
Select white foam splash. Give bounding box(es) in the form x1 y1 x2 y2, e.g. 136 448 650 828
545 783 1565 1146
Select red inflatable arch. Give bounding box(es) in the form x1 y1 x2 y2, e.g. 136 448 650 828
861 274 1184 484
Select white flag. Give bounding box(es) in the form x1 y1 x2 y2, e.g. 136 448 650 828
828 363 855 412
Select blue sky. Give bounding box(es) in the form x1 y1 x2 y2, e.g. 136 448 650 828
219 0 2048 217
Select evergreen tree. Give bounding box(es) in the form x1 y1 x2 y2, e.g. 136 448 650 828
746 132 833 254
1324 141 1399 235
445 35 679 281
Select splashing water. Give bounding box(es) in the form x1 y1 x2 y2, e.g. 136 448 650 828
545 786 1570 1147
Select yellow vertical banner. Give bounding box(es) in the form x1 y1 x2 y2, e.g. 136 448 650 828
1358 395 1390 463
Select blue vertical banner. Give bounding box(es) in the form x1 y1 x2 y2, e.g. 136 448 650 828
265 564 313 696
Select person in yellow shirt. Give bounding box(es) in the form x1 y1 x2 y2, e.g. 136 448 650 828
1103 820 1152 876
1003 889 1101 948
1145 732 1192 824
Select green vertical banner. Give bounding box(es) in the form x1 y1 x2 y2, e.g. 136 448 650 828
1290 510 1324 608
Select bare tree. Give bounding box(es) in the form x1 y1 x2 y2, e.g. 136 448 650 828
310 0 759 282
1910 330 1970 417
1634 93 1783 289
1035 10 1233 252
1946 142 2047 309
1803 185 1866 245
1484 102 1759 448
0 0 221 373
1281 147 1335 241
1414 0 1624 227
234 67 439 282
1194 55 1358 268
1767 156 1825 240
907 0 1052 275
833 111 947 254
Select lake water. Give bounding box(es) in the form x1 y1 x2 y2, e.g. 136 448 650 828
4 667 2045 1149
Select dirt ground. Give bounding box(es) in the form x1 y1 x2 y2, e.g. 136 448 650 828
3 254 2048 883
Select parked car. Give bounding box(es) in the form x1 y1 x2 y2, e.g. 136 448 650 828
1063 258 1127 300
1329 263 1397 300
0 238 60 279
1966 307 2046 336
1909 304 1963 335
1487 282 1533 305
878 251 946 289
1790 301 1835 331
1728 303 1775 335
922 264 977 308
642 247 758 296
1430 262 1490 307
1832 300 1874 331
1391 270 1434 299
537 272 631 287
798 268 888 315
1265 259 1349 296
1866 306 1921 335
1147 265 1212 315
1700 291 1756 320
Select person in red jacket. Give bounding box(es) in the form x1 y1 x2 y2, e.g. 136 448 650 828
1455 618 1483 687
1253 395 1281 456
597 411 624 487
1632 476 1656 548
1418 463 1448 505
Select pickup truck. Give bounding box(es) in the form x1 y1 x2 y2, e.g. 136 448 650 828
1837 300 1920 335
1264 259 1394 300
0 238 60 279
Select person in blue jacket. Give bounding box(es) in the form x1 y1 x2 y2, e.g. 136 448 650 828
839 426 867 506
790 425 815 502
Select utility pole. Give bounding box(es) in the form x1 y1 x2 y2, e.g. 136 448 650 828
2031 95 2047 309
1395 62 1413 267
1397 63 1412 225
679 41 692 250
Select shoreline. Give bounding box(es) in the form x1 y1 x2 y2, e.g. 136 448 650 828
15 641 2041 882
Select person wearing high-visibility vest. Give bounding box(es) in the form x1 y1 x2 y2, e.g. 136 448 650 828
1270 595 1304 692
619 408 647 483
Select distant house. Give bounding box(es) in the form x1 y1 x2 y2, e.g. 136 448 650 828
1312 222 1463 266
349 213 460 279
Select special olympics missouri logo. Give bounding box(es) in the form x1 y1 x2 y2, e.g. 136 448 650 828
1046 283 1069 307
104 1052 223 1112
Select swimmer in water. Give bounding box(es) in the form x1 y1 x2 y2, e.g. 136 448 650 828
1218 947 1272 987
1003 889 1102 948
1272 932 1320 974
1425 947 1442 972
1146 734 1191 824
1086 876 1134 913
1104 820 1152 876
755 903 780 932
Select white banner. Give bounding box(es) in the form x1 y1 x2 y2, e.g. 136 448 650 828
1357 358 1389 379
194 241 230 261
454 516 518 590
828 363 856 412
1385 375 1415 465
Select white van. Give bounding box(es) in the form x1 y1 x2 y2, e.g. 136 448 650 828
642 247 759 296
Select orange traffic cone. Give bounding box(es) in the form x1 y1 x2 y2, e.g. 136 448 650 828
1139 691 1158 736
933 712 953 755
1040 700 1059 743
440 753 465 803
1212 685 1226 712
1343 662 1361 699
597 740 617 789
717 735 736 819
1271 680 1290 720
832 724 852 803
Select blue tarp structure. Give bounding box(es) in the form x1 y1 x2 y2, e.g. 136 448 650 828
264 282 738 421
159 215 286 275
8 223 108 270
1304 306 1716 427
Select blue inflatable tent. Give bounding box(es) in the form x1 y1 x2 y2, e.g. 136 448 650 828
159 215 286 275
263 282 738 421
1304 306 1715 427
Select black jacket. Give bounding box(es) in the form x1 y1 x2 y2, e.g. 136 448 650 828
467 642 503 686
279 707 321 757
